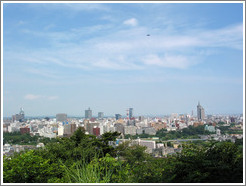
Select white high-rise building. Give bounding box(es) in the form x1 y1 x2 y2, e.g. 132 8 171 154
58 126 64 136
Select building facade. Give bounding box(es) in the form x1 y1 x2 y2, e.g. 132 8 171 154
115 123 124 134
93 127 100 136
86 122 99 135
20 127 30 134
64 123 77 137
98 112 104 119
85 108 92 119
129 108 133 120
12 108 25 122
56 113 67 122
197 102 205 121
115 114 122 120
124 126 137 135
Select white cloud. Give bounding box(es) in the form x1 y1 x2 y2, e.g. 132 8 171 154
142 54 194 69
29 3 109 12
92 57 143 70
25 68 61 79
24 94 42 100
8 22 243 74
24 94 58 100
123 18 138 27
62 3 109 11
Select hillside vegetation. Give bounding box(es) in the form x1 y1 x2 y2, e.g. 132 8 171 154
3 127 243 183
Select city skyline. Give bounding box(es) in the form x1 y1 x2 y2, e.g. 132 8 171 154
6 103 242 119
3 2 244 117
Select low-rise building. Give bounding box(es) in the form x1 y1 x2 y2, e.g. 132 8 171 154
204 125 215 133
124 126 137 135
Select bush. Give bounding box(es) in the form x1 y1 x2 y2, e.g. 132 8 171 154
3 150 63 183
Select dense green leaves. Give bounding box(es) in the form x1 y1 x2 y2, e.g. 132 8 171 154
3 128 243 183
125 125 214 140
3 131 58 145
172 142 243 183
156 125 213 140
3 150 63 183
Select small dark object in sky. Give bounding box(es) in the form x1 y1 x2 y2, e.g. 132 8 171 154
146 34 150 36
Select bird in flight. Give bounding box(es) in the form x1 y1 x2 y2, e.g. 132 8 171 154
146 34 150 36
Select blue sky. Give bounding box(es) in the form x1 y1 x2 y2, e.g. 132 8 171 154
3 2 244 117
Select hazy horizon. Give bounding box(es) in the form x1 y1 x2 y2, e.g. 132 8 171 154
3 111 243 120
3 2 244 117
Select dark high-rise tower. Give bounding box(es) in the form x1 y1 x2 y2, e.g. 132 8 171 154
129 108 133 120
85 107 92 119
197 102 205 121
98 112 104 119
115 114 122 120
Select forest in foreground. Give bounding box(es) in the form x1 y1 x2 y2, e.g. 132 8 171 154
3 127 243 183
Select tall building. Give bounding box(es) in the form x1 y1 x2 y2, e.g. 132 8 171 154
56 113 67 122
85 108 92 119
98 112 104 119
197 102 205 121
12 108 25 122
64 124 77 137
58 126 64 136
115 114 122 120
129 108 133 120
19 107 24 119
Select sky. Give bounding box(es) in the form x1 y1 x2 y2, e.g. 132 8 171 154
3 2 244 117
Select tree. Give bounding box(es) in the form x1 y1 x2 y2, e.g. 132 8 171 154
99 131 121 157
70 127 87 146
116 142 149 165
44 117 50 121
172 142 243 183
3 150 63 183
100 131 121 145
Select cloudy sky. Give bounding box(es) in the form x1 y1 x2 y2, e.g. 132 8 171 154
3 2 244 117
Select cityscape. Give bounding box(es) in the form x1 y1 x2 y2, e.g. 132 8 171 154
3 102 243 156
2 2 244 184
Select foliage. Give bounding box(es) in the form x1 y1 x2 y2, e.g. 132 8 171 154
235 138 243 146
3 131 58 145
70 127 87 146
62 153 131 183
63 158 112 183
3 132 39 145
125 125 214 140
3 150 63 183
172 142 243 183
90 154 131 183
217 125 230 134
116 141 150 162
3 127 243 183
156 125 213 140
